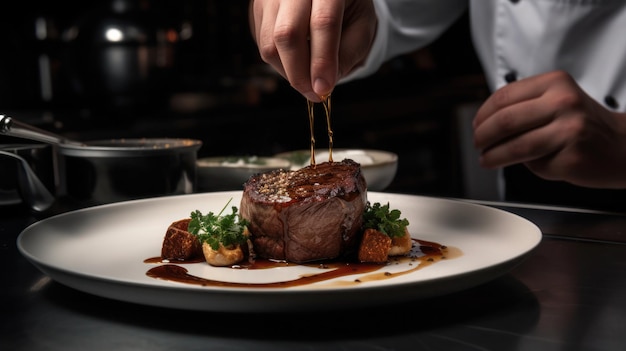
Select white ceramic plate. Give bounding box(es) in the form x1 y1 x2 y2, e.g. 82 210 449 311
17 191 541 313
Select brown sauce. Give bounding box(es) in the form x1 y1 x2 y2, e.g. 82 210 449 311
144 239 462 288
307 94 333 167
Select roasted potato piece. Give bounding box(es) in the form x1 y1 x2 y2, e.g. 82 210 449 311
388 228 412 256
161 218 203 260
202 242 244 267
358 228 392 263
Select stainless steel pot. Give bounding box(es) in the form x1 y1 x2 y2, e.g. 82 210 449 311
56 138 202 208
1 115 202 210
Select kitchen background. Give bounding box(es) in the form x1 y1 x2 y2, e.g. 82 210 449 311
0 0 491 198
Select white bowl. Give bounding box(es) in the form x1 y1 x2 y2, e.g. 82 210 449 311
196 156 291 191
274 149 398 191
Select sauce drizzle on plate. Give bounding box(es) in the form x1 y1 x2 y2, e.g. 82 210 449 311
144 239 461 289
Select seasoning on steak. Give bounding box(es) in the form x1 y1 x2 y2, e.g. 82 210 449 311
239 159 367 263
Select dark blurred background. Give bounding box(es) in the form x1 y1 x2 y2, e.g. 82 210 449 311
0 0 491 198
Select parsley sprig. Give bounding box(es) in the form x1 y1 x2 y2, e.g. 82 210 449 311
362 202 409 238
188 199 249 250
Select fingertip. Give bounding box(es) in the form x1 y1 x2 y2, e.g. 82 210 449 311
313 78 333 98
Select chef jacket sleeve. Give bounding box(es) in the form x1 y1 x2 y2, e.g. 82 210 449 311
342 0 468 83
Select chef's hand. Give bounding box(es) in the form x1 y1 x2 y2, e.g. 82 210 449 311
249 0 377 102
473 70 626 189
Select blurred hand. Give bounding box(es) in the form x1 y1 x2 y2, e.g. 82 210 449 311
249 0 377 102
473 70 626 189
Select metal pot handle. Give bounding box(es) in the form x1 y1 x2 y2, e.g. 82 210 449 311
0 150 55 212
0 114 84 146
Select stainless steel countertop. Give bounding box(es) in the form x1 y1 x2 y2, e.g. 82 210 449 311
2 199 625 351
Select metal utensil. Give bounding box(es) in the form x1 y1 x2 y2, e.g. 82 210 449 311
0 114 84 146
0 150 55 212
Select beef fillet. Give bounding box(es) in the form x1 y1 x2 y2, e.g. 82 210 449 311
239 159 367 263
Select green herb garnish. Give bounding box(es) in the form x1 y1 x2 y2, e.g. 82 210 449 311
188 199 249 250
362 202 409 238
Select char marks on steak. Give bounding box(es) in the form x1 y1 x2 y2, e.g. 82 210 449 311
239 159 367 263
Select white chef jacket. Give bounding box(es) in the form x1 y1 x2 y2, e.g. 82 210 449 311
347 0 626 112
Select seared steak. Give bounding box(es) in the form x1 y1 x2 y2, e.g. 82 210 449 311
239 159 367 263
